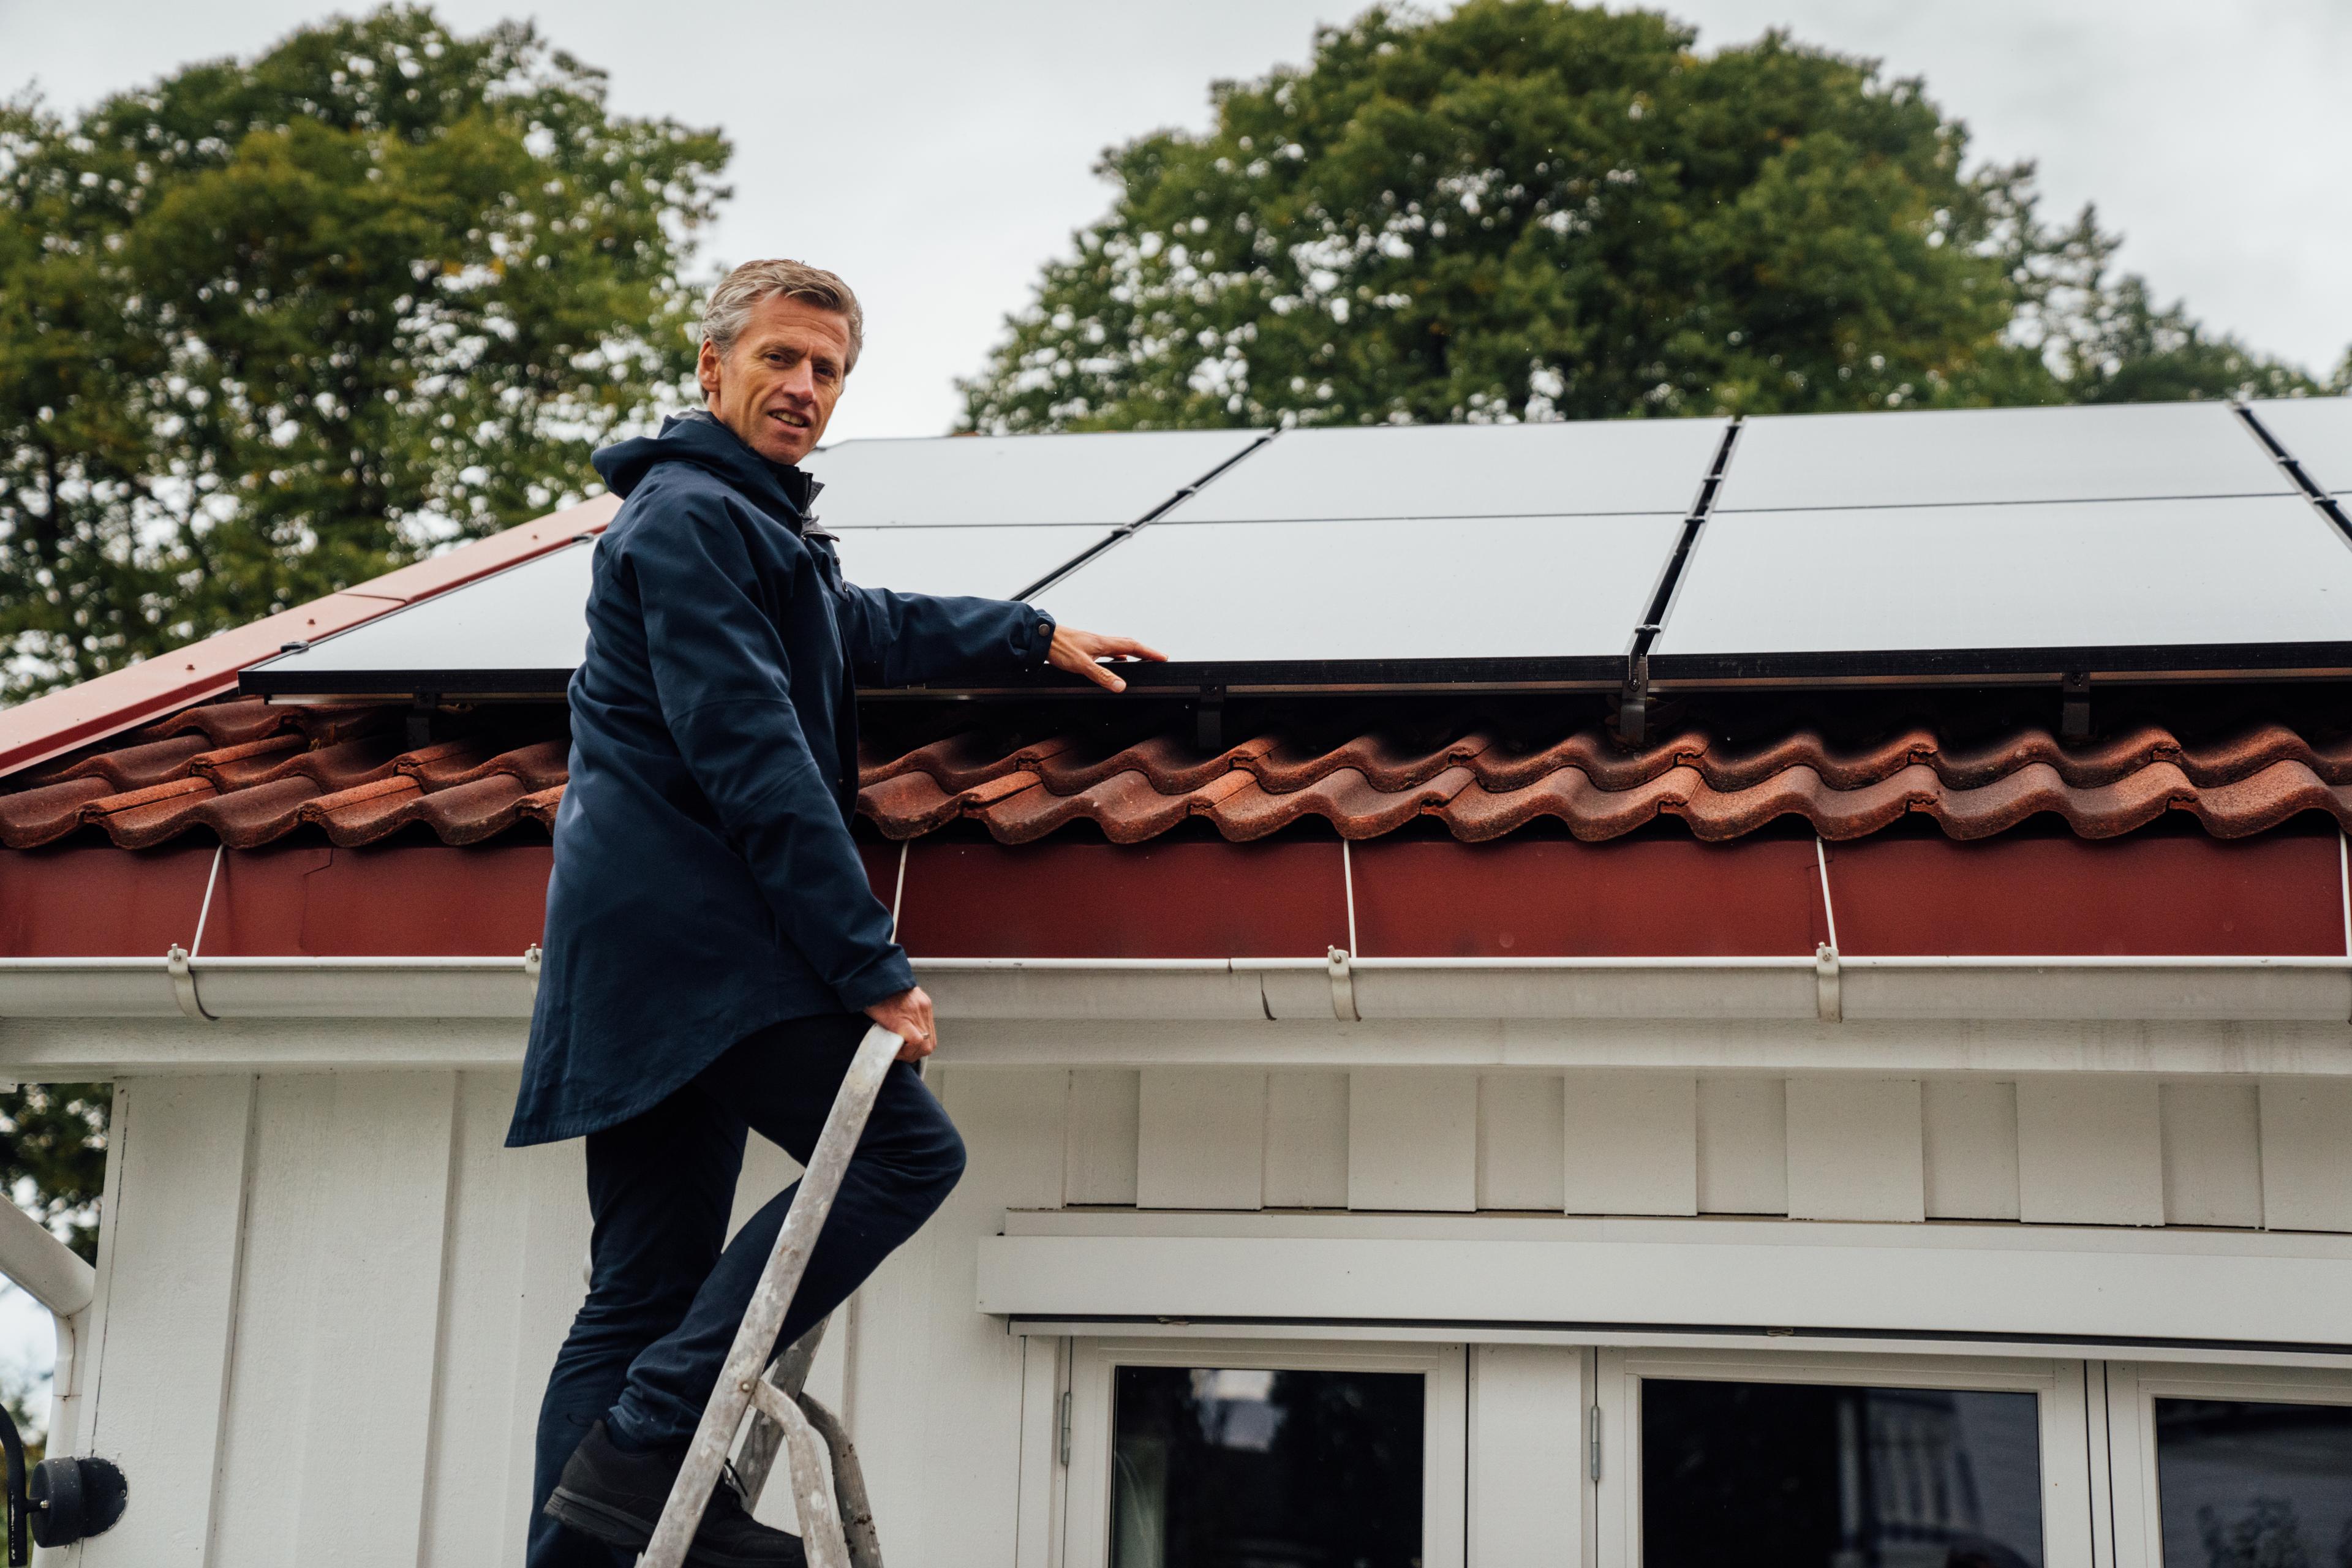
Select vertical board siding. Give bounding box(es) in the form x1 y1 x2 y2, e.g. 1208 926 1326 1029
1477 1074 1567 1212
2158 1084 2265 1229
418 1071 545 1566
1695 1078 1789 1216
1136 1069 1265 1210
1349 1071 1477 1213
1468 1344 1585 1567
77 1076 256 1568
202 1072 458 1567
2259 1079 2352 1232
1786 1079 1925 1223
850 1068 1067 1567
2017 1077 2165 1227
1263 1072 1350 1210
1921 1081 2021 1221
1561 1074 1697 1217
504 1123 592 1558
1064 1069 1141 1206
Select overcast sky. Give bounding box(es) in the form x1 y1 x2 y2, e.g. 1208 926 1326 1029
7 0 2350 448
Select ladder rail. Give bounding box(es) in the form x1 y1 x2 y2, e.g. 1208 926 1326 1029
639 1023 903 1568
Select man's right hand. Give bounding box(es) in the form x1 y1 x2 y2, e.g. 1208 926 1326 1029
865 986 937 1063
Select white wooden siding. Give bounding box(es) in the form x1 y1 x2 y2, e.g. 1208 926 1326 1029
1349 1070 1476 1212
1262 1071 1349 1209
58 1051 2352 1567
1786 1078 1924 1223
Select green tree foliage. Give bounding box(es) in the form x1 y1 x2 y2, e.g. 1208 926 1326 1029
0 4 729 698
960 0 2326 432
0 1083 109 1261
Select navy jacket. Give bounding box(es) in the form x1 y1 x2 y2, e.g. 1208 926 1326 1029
507 413 1055 1146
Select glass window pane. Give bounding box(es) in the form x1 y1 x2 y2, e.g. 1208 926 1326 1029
2154 1397 2352 1568
1110 1364 1423 1568
1641 1378 2044 1568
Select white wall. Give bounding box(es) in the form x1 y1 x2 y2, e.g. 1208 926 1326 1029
51 1055 2352 1567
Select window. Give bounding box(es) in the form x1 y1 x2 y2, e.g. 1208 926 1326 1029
1061 1339 1468 1568
2106 1364 2352 1568
1110 1366 1425 1568
1597 1350 2094 1568
2153 1399 2352 1567
1640 1379 2044 1568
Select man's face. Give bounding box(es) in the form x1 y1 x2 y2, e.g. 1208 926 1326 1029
698 293 852 466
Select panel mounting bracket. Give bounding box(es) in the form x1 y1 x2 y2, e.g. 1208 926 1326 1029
2061 671 2091 741
407 693 439 749
1194 684 1227 753
1617 644 1654 747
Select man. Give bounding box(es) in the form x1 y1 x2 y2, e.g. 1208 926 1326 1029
511 258 1162 1567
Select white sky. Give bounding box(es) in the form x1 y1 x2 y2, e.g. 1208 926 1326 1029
4 0 2348 450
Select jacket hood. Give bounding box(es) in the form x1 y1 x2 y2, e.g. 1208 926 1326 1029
592 410 822 527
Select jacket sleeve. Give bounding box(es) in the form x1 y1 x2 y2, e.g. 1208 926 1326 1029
835 578 1057 688
628 499 915 1011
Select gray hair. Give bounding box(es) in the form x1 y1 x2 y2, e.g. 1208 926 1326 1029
700 258 865 371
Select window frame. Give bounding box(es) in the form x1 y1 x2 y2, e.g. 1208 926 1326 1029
1061 1335 1470 1568
1594 1346 2098 1568
2102 1359 2352 1568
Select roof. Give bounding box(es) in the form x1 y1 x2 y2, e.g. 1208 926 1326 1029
0 495 616 777
6 692 2349 854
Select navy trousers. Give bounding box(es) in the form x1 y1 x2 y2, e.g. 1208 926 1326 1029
526 1012 966 1568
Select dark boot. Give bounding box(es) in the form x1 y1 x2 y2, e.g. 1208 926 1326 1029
545 1420 808 1568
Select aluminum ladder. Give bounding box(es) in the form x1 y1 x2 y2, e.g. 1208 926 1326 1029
639 1023 900 1568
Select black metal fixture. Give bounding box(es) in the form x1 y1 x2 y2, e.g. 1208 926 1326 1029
0 1412 127 1562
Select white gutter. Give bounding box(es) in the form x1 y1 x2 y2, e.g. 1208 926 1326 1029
1 950 2348 1025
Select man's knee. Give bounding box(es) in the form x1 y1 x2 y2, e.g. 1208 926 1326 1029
916 1117 967 1208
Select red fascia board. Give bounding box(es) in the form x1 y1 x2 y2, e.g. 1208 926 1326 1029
0 842 217 957
0 495 619 780
4 829 2344 964
1352 835 1831 958
203 842 552 958
895 838 1349 959
1826 829 2346 957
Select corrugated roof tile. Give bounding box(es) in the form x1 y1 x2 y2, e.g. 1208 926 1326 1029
10 696 2352 854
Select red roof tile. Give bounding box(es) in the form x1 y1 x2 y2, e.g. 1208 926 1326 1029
6 693 2351 855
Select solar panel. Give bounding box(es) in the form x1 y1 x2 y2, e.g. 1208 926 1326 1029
1035 513 1684 674
801 429 1264 527
831 525 1102 601
245 540 592 694
1650 494 2352 677
2247 396 2352 494
1717 402 2289 513
1166 418 1727 522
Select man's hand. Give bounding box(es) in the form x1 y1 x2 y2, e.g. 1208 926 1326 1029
865 986 938 1063
1048 625 1168 693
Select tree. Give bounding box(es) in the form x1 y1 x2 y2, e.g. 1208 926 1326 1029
959 0 2325 432
0 5 728 1286
0 4 729 698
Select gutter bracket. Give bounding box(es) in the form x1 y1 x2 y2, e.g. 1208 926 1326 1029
524 943 543 989
1326 946 1360 1023
166 944 215 1022
1814 943 1842 1023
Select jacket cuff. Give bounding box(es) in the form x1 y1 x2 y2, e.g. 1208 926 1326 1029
1020 608 1057 665
836 948 919 1014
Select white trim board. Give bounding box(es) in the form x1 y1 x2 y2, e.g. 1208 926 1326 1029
977 1212 2352 1349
